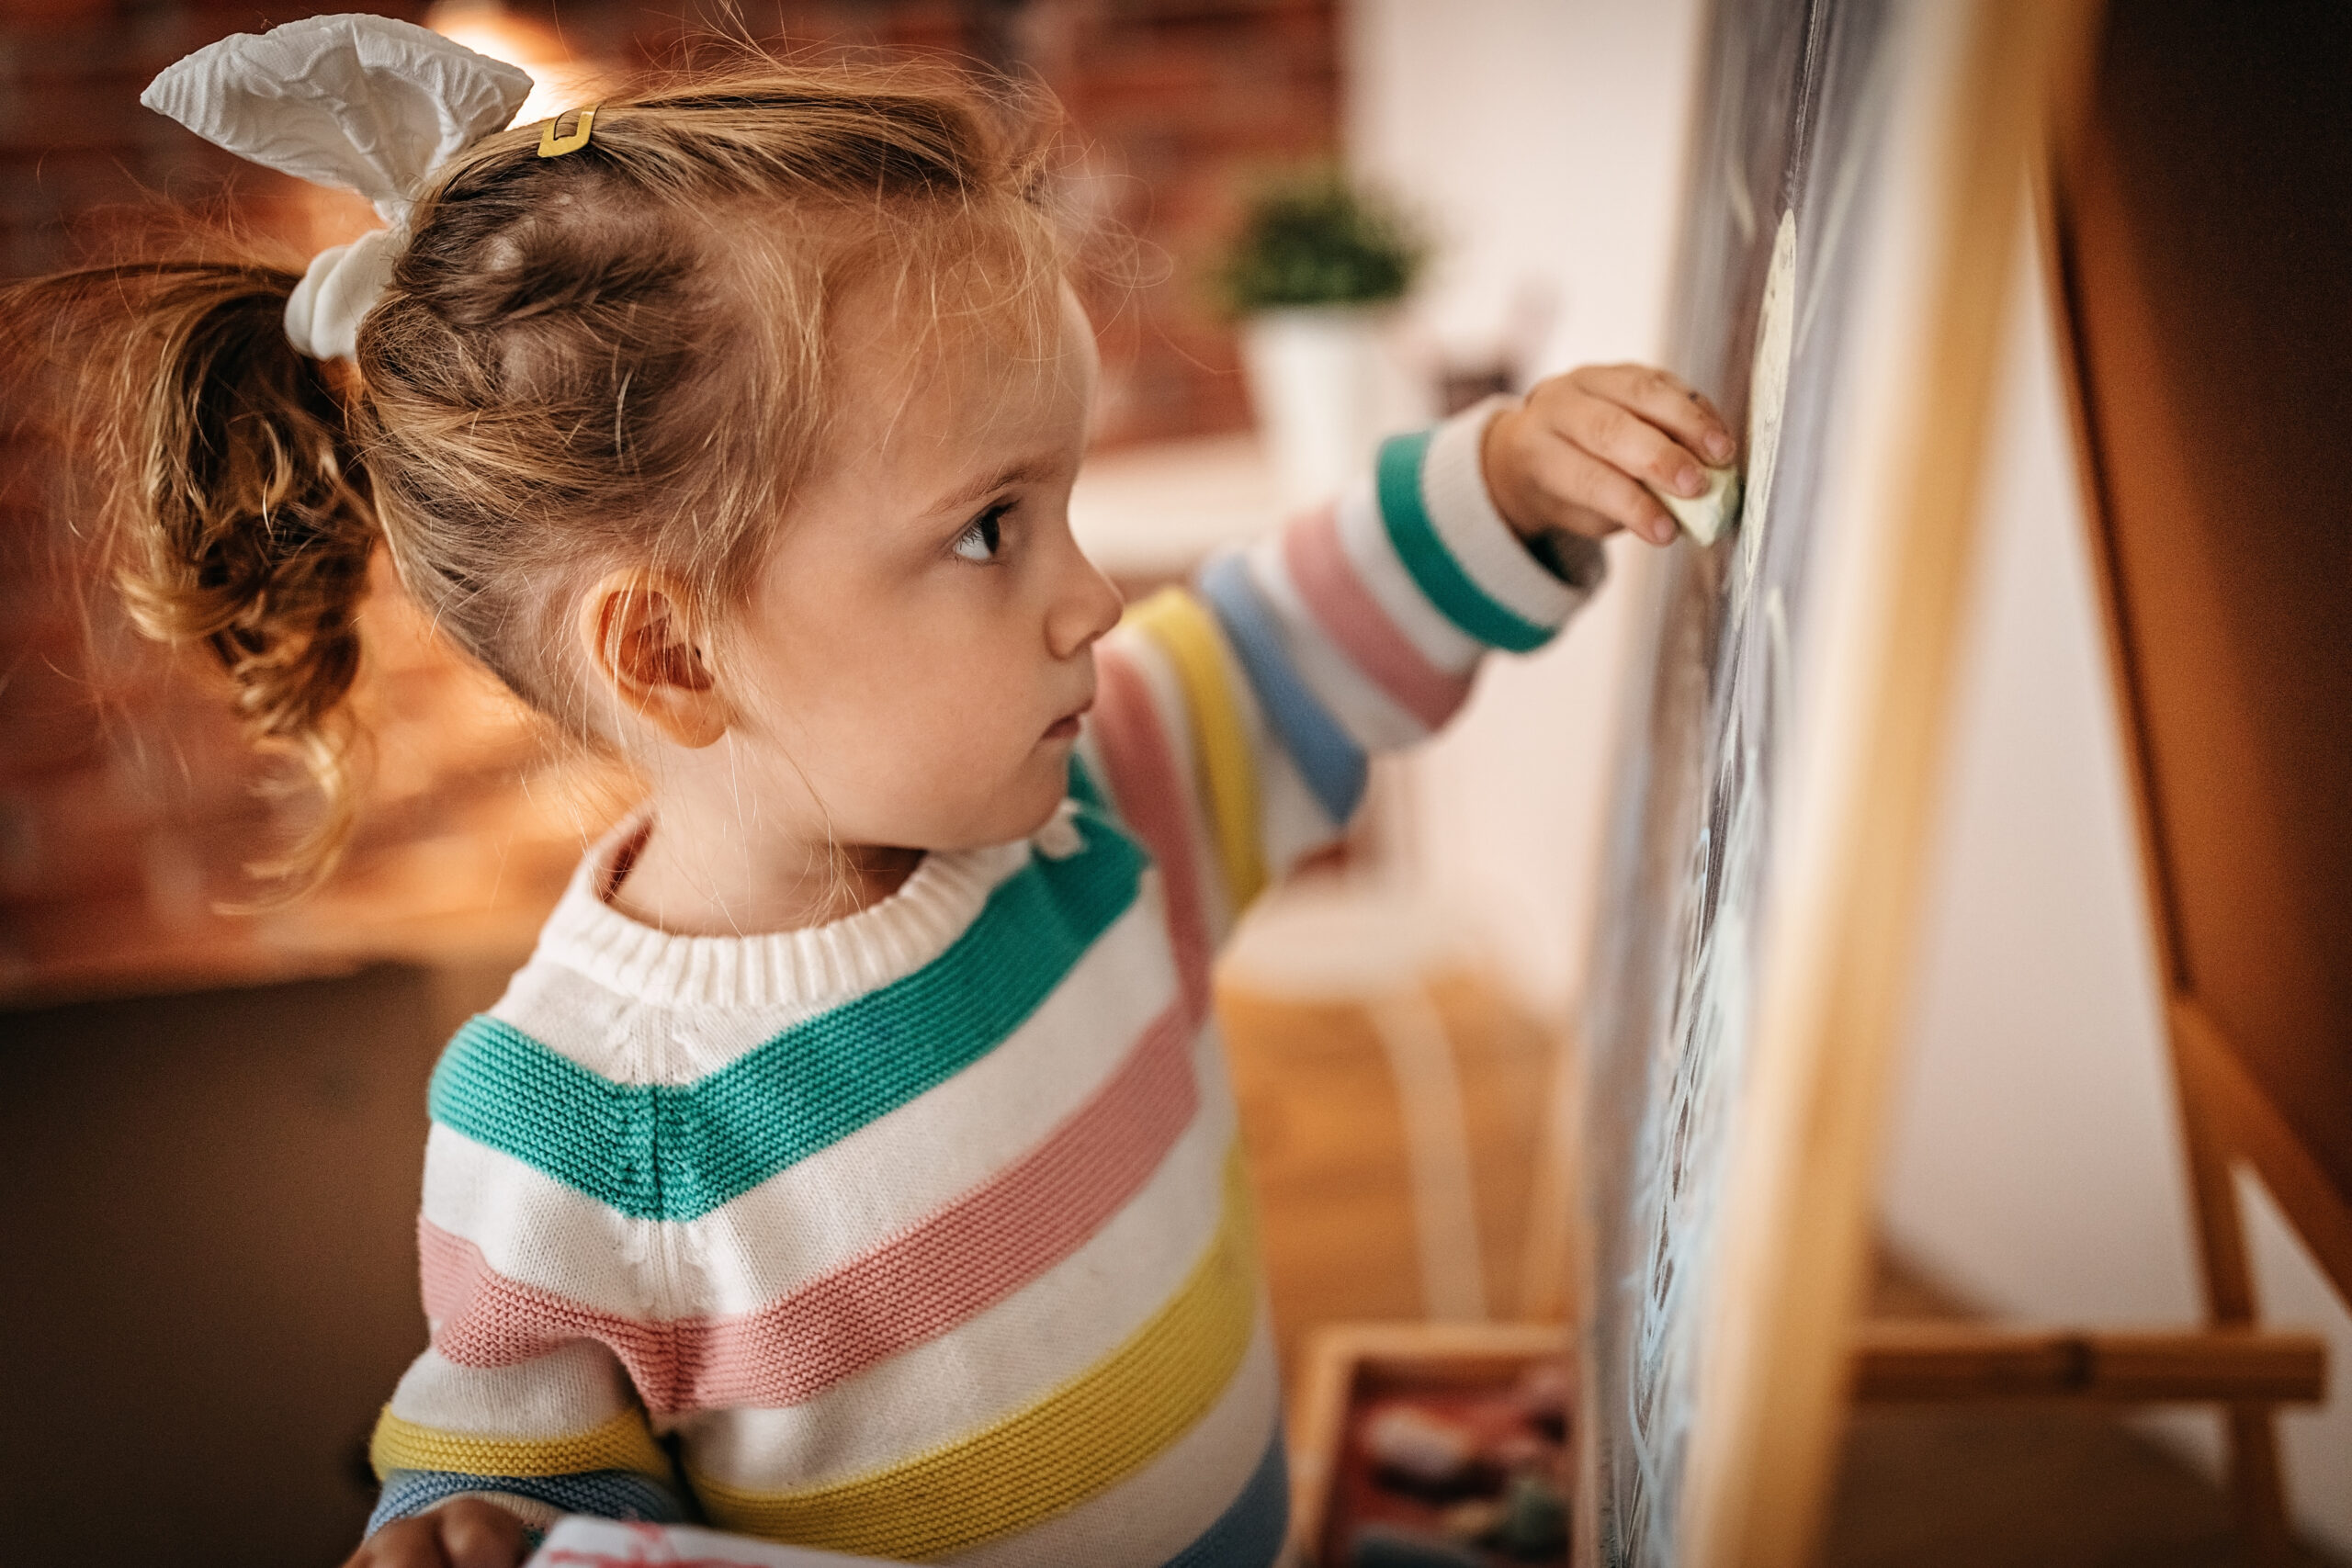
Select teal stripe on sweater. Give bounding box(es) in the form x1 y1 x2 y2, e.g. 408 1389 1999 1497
1374 431 1552 653
429 811 1148 1221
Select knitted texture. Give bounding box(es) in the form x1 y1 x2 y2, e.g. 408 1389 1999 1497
427 829 1146 1221
688 1147 1259 1556
1120 589 1267 909
371 1405 671 1480
367 1469 684 1539
420 992 1202 1413
368 405 1594 1564
1164 1438 1291 1568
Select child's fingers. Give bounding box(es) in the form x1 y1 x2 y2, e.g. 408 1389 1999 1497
438 1501 528 1568
342 1518 443 1567
343 1501 526 1568
1518 436 1678 546
1551 392 1715 509
1569 363 1736 468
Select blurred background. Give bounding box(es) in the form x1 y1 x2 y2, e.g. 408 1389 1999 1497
1 2 2346 1563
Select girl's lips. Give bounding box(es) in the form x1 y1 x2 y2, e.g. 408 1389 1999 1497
1044 698 1092 742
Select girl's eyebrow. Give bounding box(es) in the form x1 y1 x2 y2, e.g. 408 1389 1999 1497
923 456 1060 518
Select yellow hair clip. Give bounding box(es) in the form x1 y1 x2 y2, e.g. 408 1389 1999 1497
537 104 599 158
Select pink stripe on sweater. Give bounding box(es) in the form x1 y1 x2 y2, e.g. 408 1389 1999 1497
423 996 1201 1414
1283 504 1473 731
1091 641 1215 1014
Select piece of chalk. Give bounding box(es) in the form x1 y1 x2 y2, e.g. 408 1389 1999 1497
1647 463 1741 545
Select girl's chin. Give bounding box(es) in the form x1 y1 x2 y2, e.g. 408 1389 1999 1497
955 754 1079 847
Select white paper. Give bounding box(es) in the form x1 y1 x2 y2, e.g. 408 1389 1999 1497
525 1517 904 1568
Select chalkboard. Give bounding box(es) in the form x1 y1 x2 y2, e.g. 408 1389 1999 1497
1576 3 2063 1563
1577 0 1891 1557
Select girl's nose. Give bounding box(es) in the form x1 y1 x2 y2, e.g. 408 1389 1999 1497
1047 542 1124 661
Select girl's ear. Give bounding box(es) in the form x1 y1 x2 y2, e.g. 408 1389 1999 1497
577 569 729 749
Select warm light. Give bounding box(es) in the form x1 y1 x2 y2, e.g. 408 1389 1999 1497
424 0 607 126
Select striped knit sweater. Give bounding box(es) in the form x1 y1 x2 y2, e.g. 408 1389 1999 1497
368 405 1603 1564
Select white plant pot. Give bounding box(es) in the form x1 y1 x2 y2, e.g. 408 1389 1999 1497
1240 305 1434 509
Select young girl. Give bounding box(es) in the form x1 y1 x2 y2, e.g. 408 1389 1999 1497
22 17 1731 1567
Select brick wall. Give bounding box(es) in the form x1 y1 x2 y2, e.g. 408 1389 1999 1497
0 0 1335 998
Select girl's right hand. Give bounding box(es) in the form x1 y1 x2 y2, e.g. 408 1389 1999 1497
342 1497 530 1568
1480 363 1738 548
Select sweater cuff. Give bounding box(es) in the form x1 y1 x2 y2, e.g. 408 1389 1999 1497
367 1469 687 1539
448 1491 564 1531
1375 396 1602 653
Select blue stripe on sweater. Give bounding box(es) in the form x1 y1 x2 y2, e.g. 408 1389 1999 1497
1197 552 1367 825
1161 1432 1290 1568
368 1467 687 1537
428 806 1148 1221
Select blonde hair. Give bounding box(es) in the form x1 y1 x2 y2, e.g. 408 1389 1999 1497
3 55 1073 894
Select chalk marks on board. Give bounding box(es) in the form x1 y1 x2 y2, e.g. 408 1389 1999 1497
1623 690 1770 1562
1583 1 1898 1562
1612 200 1801 1565
1615 293 1800 1560
1742 212 1799 581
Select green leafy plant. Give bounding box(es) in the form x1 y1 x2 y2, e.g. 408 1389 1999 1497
1216 171 1428 315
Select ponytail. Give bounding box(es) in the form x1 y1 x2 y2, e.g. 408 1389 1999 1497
4 258 379 895
5 55 1079 901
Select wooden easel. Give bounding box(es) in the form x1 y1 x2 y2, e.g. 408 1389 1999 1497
1768 3 2346 1559
1708 3 2344 1559
1296 5 2346 1564
2016 0 2352 1554
1645 3 2316 1558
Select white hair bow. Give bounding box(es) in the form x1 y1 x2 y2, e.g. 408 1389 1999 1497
141 14 533 360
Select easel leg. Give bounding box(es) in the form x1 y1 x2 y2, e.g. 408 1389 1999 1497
2223 1404 2291 1564
2172 1017 2295 1562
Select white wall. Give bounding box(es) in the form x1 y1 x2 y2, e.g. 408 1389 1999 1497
1344 0 1704 1016
1881 224 2352 1554
1880 238 2205 1333
1348 1 2352 1547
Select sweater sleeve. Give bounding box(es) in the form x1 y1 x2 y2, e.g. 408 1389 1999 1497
361 1130 693 1544
1080 397 1603 943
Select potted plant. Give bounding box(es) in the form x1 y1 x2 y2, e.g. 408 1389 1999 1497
1218 172 1434 506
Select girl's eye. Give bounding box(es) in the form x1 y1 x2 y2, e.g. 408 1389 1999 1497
953 504 1008 563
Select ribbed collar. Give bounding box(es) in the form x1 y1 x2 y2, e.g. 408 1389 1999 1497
531 809 1034 1011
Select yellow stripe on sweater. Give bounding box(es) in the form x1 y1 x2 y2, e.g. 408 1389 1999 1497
369 1405 673 1483
691 1142 1261 1559
1125 591 1265 911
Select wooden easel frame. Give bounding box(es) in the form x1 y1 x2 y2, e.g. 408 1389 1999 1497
1667 2 2093 1557
1561 2 2331 1565
2028 2 2352 1553
1780 4 2337 1562
1287 1318 2323 1564
1773 5 2336 1561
